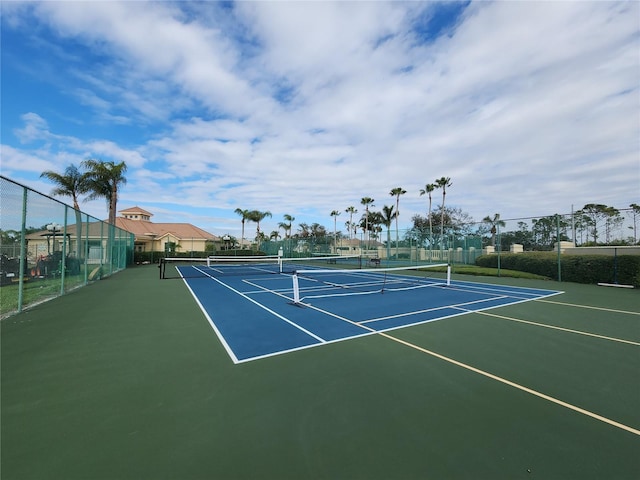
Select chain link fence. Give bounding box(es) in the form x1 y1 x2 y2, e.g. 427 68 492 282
260 209 639 284
0 175 134 318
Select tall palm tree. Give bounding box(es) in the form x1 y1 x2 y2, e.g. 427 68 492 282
81 159 127 225
40 164 90 257
345 206 357 240
344 221 354 249
234 208 251 243
249 210 272 238
419 183 436 240
482 213 506 248
360 197 375 247
389 187 406 257
629 203 639 244
282 214 295 238
368 211 384 243
380 205 397 260
434 177 452 244
40 164 88 212
330 210 341 253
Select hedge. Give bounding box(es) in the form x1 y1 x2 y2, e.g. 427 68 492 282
133 250 267 264
475 253 640 287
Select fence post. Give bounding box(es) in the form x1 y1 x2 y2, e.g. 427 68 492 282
83 213 89 285
556 215 562 282
17 186 28 313
60 206 68 295
496 223 501 277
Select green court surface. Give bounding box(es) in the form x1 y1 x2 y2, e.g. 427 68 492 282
1 265 639 479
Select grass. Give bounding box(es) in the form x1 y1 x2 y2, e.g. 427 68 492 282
0 272 90 319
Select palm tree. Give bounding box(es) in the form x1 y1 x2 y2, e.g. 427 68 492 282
368 211 384 243
629 203 639 244
482 213 506 248
345 206 357 240
81 159 127 225
330 210 341 253
41 164 88 212
81 159 127 269
434 177 452 244
344 220 354 249
282 214 295 238
269 230 281 241
310 223 327 239
419 183 436 240
380 205 397 260
277 221 287 238
390 187 406 258
249 210 272 238
234 208 251 244
297 223 310 238
360 197 375 247
40 164 90 257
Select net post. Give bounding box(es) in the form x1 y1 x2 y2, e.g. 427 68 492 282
446 264 451 286
292 273 300 303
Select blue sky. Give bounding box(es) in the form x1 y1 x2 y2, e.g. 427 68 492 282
1 1 638 238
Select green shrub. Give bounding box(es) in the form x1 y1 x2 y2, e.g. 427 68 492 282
213 249 266 257
476 253 640 287
133 251 209 264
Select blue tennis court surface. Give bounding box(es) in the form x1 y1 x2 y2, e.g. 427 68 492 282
179 266 562 363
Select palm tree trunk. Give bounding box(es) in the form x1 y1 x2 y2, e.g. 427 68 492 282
440 190 446 249
428 196 433 239
395 198 399 259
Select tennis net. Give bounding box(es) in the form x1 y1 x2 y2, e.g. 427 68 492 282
291 263 451 304
279 255 362 273
159 254 363 279
160 256 281 279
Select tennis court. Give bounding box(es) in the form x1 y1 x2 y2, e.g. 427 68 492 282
1 262 639 479
168 256 564 363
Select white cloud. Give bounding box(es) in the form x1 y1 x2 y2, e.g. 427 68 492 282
0 144 55 174
13 113 51 144
1 1 638 238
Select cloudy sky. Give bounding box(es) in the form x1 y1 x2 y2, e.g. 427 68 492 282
1 1 638 238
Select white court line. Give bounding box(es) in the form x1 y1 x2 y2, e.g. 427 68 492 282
361 296 509 325
243 279 296 301
452 279 563 296
192 267 326 345
296 277 445 302
178 268 239 364
446 281 560 300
